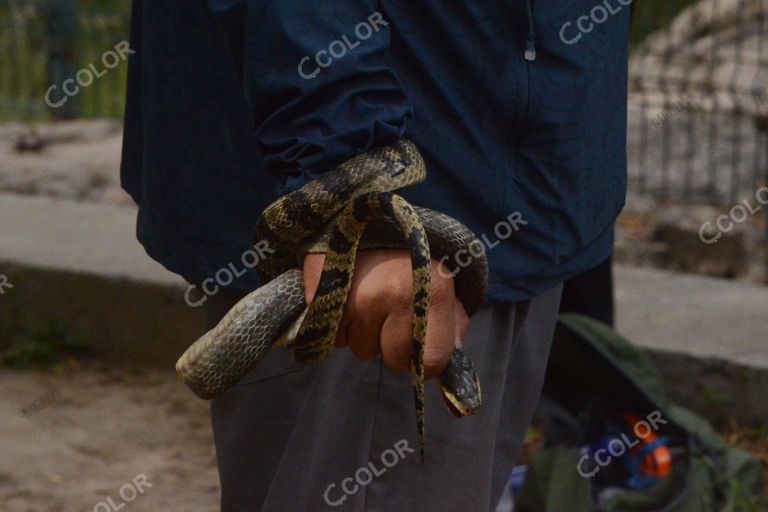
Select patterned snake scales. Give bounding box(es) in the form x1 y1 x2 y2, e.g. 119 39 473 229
176 139 488 461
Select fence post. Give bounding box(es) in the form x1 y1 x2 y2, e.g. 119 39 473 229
44 0 79 119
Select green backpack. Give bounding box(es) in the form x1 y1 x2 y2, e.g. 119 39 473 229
516 314 765 512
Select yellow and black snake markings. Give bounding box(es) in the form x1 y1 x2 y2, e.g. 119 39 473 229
177 139 486 463
294 191 431 461
253 140 425 281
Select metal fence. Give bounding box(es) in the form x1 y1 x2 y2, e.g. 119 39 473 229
1 0 766 209
629 0 768 207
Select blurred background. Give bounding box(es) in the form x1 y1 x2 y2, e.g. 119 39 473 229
0 1 766 510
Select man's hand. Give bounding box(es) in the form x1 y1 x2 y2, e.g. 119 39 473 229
303 249 469 379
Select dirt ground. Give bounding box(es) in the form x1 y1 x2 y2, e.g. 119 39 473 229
0 361 219 512
0 121 131 207
1 361 766 511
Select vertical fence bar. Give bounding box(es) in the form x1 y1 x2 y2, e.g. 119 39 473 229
659 0 673 201
706 0 720 200
0 1 9 120
755 1 768 247
8 1 21 116
728 0 745 204
45 0 79 119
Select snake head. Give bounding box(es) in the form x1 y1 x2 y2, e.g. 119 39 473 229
439 348 482 418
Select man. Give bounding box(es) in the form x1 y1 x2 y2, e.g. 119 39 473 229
121 1 629 510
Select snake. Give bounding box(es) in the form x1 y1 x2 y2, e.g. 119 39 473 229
176 139 488 461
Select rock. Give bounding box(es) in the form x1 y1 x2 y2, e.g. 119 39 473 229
652 221 747 278
0 120 125 206
645 204 748 279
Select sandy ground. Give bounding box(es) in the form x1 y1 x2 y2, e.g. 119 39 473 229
1 361 764 511
0 120 131 207
0 362 219 512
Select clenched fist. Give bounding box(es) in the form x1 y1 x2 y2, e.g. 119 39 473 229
303 249 469 379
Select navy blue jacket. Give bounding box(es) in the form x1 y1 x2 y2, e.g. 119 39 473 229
121 0 629 303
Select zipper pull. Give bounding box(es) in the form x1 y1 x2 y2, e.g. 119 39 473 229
525 36 537 62
524 0 536 62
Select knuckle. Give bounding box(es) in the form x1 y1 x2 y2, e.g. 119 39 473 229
423 348 449 374
391 288 413 312
354 279 405 313
429 276 454 305
353 288 378 311
383 277 413 312
353 283 390 313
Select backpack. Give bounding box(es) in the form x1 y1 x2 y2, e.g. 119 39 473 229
515 314 765 512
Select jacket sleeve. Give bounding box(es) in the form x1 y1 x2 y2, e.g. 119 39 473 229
240 0 413 194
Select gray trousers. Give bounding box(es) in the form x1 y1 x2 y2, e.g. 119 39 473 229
207 284 563 512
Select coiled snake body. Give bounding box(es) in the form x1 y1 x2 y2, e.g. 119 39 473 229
176 139 488 461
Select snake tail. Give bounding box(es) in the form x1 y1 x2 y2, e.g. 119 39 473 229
294 191 430 462
380 194 430 463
